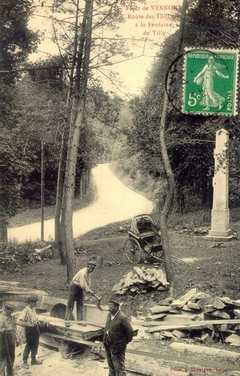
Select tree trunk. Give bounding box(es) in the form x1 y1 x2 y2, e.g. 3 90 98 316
159 93 175 290
62 0 94 282
158 0 188 293
55 131 67 264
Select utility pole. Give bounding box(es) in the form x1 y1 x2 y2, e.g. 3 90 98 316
41 140 44 241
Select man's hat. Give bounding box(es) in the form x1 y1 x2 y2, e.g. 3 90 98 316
4 302 15 310
87 261 97 267
28 295 38 302
108 299 120 307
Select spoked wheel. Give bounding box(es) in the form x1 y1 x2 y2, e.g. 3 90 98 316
124 237 143 264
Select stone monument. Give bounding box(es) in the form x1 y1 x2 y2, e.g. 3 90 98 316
207 129 233 240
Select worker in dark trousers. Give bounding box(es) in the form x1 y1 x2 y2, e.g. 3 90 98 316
17 295 42 369
0 303 16 376
103 299 134 376
65 261 97 321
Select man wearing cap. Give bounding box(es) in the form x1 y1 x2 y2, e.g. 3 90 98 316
65 261 97 321
17 295 42 369
0 303 16 376
103 299 134 376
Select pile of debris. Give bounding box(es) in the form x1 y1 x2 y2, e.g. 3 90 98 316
133 288 240 347
112 266 169 295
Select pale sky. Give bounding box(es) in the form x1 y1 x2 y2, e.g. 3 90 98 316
28 0 182 98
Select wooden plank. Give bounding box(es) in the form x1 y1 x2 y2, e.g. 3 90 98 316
38 314 103 341
131 320 166 326
148 306 171 314
0 281 21 287
40 332 100 347
149 319 240 333
207 310 231 319
146 313 167 321
35 244 52 253
163 314 200 323
185 302 201 311
38 315 104 329
170 288 197 309
220 297 240 308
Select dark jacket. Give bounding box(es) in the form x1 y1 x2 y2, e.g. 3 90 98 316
104 310 133 346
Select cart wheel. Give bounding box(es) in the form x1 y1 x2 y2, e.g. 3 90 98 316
124 238 143 264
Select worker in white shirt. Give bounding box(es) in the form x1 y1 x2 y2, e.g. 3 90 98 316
65 261 97 321
17 295 42 369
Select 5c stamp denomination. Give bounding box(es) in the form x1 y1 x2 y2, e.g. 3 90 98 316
183 49 238 116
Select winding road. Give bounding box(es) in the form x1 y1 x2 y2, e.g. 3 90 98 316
8 164 153 243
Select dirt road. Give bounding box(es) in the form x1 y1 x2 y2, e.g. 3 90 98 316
8 164 153 243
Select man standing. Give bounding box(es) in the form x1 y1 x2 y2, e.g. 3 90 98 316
65 261 97 321
103 299 134 376
17 295 42 369
0 303 16 376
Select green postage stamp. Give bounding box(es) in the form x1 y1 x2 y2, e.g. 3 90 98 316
183 49 239 116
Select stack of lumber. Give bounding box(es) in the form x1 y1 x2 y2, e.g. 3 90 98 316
132 288 240 346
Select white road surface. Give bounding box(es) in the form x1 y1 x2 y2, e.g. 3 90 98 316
8 164 153 243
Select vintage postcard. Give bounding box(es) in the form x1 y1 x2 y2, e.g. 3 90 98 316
1 1 239 375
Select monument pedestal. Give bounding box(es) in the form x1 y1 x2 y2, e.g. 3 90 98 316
206 129 233 242
207 209 233 241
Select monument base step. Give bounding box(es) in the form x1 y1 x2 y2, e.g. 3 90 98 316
205 235 235 242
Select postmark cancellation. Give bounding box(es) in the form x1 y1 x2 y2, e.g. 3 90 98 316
183 48 239 116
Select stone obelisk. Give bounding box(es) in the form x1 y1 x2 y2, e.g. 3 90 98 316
208 129 233 240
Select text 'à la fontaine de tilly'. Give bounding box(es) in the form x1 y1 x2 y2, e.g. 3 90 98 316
125 4 180 36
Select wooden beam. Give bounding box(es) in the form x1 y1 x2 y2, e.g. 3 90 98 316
149 319 240 333
40 332 100 348
170 288 197 309
39 315 104 329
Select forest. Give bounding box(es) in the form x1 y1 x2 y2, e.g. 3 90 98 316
0 0 239 264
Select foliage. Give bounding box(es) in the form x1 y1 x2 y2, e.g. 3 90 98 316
0 0 39 124
9 73 67 207
0 131 34 219
26 56 66 90
0 241 54 272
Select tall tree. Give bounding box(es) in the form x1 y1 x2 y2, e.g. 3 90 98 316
49 0 127 280
157 0 188 292
0 0 39 241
